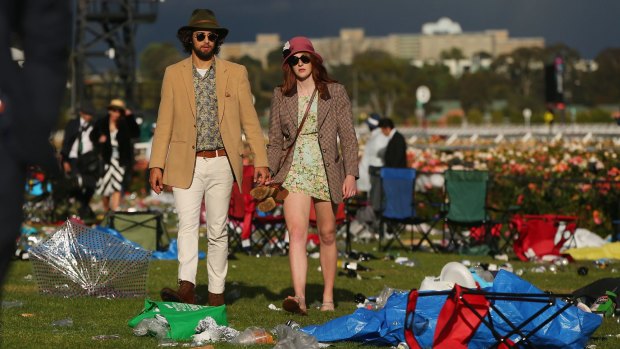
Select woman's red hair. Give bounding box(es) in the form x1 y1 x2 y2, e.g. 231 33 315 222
280 53 337 100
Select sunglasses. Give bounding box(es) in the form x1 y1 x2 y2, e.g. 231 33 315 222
194 32 218 42
287 55 311 66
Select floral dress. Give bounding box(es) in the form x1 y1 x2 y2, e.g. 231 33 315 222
283 96 330 201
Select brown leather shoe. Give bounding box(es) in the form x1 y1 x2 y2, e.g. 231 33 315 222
208 292 225 306
160 280 196 304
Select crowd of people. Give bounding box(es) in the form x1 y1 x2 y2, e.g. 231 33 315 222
59 98 140 220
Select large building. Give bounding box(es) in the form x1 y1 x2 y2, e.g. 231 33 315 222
219 17 544 68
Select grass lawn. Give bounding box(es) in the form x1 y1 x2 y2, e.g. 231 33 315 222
1 239 619 348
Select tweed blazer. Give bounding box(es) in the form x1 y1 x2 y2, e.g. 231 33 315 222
149 56 268 190
267 83 359 204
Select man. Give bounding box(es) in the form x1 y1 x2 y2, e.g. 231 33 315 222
0 0 71 285
378 118 408 168
149 9 270 306
60 107 97 219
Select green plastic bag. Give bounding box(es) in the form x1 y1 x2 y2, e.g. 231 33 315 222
128 299 227 340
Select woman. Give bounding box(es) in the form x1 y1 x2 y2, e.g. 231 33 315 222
91 99 139 211
267 37 359 315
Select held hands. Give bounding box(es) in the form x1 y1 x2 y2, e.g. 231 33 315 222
254 166 271 185
342 175 357 199
149 168 164 194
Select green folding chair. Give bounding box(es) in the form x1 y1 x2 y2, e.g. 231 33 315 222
104 211 170 251
442 170 491 252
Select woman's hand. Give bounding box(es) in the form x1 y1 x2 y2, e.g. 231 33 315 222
342 175 357 199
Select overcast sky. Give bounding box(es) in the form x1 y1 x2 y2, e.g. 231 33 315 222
135 0 620 59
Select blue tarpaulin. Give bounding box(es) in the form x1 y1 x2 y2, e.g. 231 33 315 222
302 270 602 348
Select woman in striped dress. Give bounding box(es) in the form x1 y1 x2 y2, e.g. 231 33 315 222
91 99 139 211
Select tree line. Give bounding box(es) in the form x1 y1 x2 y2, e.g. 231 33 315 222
138 42 620 125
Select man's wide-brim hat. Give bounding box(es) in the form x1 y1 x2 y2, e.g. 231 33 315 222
178 9 229 40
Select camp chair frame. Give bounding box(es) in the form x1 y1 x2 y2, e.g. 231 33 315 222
252 208 288 255
343 193 371 254
409 288 578 349
379 167 441 252
226 165 288 255
105 210 170 251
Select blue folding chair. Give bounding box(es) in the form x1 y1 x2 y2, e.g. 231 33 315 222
379 167 440 251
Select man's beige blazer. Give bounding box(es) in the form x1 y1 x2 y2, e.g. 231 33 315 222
149 56 268 190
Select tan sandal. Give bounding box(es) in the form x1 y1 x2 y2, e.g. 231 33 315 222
282 296 308 316
320 301 335 312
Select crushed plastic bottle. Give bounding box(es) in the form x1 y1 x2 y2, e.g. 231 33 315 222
133 317 169 339
231 327 274 345
273 324 319 349
375 286 397 308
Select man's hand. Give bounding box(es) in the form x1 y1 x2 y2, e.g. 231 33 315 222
254 166 270 185
149 168 164 194
62 162 71 174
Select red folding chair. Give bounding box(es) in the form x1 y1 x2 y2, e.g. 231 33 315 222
308 202 346 249
227 165 255 253
512 214 577 261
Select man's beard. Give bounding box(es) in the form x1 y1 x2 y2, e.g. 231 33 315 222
192 44 215 61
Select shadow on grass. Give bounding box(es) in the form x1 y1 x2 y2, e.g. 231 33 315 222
193 282 357 308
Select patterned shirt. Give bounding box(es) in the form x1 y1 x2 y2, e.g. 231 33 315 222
193 62 224 151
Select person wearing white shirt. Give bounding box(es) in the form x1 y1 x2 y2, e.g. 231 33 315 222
60 107 97 219
357 113 389 192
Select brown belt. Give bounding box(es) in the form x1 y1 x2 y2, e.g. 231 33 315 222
196 149 227 158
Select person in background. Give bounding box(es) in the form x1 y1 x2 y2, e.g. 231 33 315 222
149 9 269 306
0 0 71 285
378 118 407 168
91 99 139 212
121 106 142 196
357 113 390 194
60 106 97 219
267 36 358 315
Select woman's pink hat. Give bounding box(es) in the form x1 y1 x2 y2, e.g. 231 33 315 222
282 36 323 66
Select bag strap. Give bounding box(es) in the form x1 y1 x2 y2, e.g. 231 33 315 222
282 88 318 165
